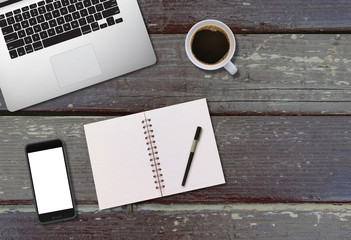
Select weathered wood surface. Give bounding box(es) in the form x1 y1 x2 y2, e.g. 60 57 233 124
0 34 350 115
1 204 351 239
1 116 351 203
139 0 351 34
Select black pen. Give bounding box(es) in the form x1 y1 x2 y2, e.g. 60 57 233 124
182 126 202 186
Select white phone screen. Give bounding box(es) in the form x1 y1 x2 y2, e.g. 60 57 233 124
28 147 73 214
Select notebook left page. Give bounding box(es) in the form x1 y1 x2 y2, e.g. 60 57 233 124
84 113 161 210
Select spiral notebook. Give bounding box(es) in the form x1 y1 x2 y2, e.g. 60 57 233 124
84 99 225 210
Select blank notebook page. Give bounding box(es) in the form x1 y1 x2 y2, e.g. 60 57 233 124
145 98 225 197
84 113 161 210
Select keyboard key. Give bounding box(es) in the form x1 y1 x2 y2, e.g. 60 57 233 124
100 23 107 29
80 9 88 17
33 41 43 51
25 27 34 35
29 18 37 26
30 9 39 17
38 6 46 14
15 14 23 22
95 3 103 11
0 19 7 27
9 49 18 59
91 22 99 31
21 6 29 12
30 3 37 9
21 20 29 28
17 47 26 56
7 38 24 50
106 16 114 26
13 23 21 31
43 28 81 48
46 0 53 3
71 20 79 28
25 44 34 53
0 14 5 20
102 6 119 18
44 12 53 21
38 1 45 6
60 7 68 15
47 28 55 36
7 17 15 25
83 0 91 7
55 25 64 34
57 17 64 25
46 4 54 12
24 36 32 44
72 12 80 20
63 23 71 31
62 0 69 6
78 18 87 26
68 5 76 13
94 12 102 21
14 9 21 15
23 11 31 20
40 31 48 39
88 6 96 14
64 14 73 22
41 22 49 30
2 26 14 35
5 12 13 17
87 15 94 23
32 33 40 41
49 19 57 27
52 10 60 18
18 30 26 38
54 1 62 9
37 15 45 23
33 25 42 33
103 0 117 9
4 32 18 43
81 24 91 34
92 0 99 5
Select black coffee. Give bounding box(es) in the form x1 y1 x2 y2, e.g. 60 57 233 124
191 25 230 65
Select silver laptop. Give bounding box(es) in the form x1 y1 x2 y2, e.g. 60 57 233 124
0 0 156 111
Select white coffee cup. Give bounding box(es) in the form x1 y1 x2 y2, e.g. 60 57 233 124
185 19 237 75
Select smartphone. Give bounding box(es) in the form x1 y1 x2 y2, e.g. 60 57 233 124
25 139 76 224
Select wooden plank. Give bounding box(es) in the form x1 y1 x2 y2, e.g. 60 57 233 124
1 203 351 239
0 34 350 115
1 116 351 203
138 0 351 34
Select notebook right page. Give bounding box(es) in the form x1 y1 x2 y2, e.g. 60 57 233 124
145 98 225 197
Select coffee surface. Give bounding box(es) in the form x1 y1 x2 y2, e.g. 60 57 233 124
191 26 230 65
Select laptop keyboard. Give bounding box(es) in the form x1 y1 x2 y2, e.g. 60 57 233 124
0 0 123 59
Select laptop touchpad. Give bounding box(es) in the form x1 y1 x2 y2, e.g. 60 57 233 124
51 44 102 88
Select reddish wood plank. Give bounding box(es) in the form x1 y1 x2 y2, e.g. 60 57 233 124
0 34 350 115
1 204 351 239
138 0 351 33
1 116 351 203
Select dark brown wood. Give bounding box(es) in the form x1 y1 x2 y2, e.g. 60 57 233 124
1 204 351 239
1 116 351 203
1 34 350 115
138 0 351 34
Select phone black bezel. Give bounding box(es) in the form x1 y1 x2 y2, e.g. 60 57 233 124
25 139 76 224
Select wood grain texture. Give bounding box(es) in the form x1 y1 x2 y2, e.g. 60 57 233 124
1 204 351 239
1 116 351 203
0 34 350 115
138 0 351 34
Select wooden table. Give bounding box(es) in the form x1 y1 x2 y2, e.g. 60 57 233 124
1 0 351 239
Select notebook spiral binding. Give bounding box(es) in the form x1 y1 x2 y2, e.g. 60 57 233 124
142 115 165 197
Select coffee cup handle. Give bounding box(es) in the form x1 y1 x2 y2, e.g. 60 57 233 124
224 61 238 75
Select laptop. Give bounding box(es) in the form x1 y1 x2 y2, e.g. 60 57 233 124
0 0 156 111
